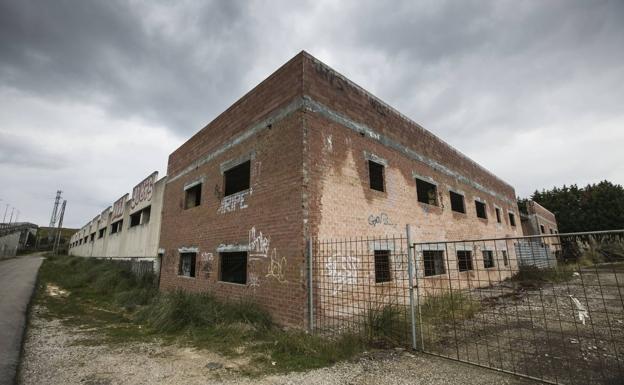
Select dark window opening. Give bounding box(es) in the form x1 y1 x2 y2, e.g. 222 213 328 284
423 250 446 276
368 160 385 192
374 250 392 283
475 200 487 219
502 250 509 266
111 220 123 234
457 250 473 272
540 224 545 234
130 211 141 227
550 228 554 234
220 252 247 284
224 161 250 196
178 252 196 277
416 178 438 206
483 250 495 268
185 184 202 209
509 212 516 226
141 206 151 224
495 208 502 223
450 191 466 213
90 233 95 242
98 228 105 239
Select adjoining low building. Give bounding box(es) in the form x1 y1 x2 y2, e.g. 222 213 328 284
68 172 166 273
517 200 561 268
157 51 524 328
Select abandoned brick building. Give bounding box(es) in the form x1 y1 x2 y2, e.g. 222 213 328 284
158 51 524 327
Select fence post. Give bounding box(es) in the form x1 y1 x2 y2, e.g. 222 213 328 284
306 238 314 333
406 224 419 350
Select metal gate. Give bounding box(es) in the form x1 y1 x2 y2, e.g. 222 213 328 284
310 229 624 385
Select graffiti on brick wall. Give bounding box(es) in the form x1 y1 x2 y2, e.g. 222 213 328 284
266 249 287 283
326 254 358 295
367 212 397 229
249 226 270 258
200 252 213 275
217 188 252 214
249 272 260 290
130 172 157 210
247 226 288 284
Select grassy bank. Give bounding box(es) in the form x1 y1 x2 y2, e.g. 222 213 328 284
36 254 367 374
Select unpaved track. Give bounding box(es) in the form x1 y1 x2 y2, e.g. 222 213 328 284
0 254 43 385
20 305 537 385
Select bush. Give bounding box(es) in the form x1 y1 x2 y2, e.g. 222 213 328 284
420 292 481 326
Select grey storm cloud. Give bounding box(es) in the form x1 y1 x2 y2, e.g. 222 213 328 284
0 0 623 227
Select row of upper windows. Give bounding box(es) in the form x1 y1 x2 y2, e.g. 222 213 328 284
539 223 559 235
366 159 517 226
183 160 250 210
175 247 510 285
69 206 151 248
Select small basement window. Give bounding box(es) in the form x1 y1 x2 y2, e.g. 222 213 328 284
495 208 502 223
111 220 123 234
502 250 509 266
368 160 385 192
508 212 516 226
423 250 446 276
185 184 202 209
483 250 495 268
475 200 487 219
449 191 466 213
457 250 473 272
416 178 438 206
98 228 105 239
374 250 392 283
178 252 196 277
220 252 247 284
130 211 141 227
224 161 250 197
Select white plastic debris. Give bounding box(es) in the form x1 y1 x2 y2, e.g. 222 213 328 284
573 272 580 277
570 295 589 325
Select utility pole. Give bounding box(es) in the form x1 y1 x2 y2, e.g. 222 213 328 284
2 203 8 223
53 200 67 255
49 190 62 242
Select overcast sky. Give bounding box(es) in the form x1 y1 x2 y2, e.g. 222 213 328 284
1 0 623 228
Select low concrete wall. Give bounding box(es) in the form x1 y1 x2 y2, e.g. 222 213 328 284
0 232 20 260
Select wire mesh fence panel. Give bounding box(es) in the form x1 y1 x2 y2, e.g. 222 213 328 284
414 231 624 385
312 235 413 347
311 230 624 385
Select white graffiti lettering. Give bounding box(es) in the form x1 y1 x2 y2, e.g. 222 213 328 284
130 173 157 210
249 226 270 257
217 189 252 214
326 254 358 295
249 273 260 289
266 249 288 283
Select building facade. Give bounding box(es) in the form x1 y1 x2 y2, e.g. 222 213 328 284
69 172 166 265
157 52 524 327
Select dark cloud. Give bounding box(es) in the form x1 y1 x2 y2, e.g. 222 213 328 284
0 0 622 226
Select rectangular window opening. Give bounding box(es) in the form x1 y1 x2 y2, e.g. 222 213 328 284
450 191 466 213
540 224 545 234
141 206 151 224
483 250 495 268
185 184 202 209
495 208 501 223
129 211 141 227
502 250 509 266
90 233 95 242
111 220 123 234
368 160 385 192
178 252 196 277
457 250 473 272
416 178 438 206
224 161 250 197
475 200 487 219
509 212 516 226
220 252 247 284
423 250 446 276
98 228 105 239
374 249 392 283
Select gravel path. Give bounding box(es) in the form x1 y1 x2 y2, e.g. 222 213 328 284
19 305 536 385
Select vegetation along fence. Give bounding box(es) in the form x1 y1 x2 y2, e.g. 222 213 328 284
309 229 624 385
93 256 157 277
